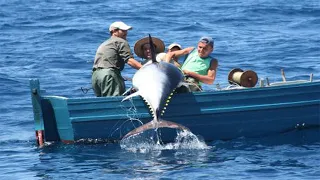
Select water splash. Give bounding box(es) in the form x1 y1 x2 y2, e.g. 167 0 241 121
120 129 211 153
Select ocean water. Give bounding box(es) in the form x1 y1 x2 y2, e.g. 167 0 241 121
1 0 320 179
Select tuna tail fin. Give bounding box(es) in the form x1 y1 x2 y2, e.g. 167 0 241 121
122 119 190 139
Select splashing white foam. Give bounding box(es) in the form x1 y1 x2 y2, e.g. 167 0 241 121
120 129 211 153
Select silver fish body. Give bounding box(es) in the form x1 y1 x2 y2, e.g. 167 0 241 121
122 34 189 139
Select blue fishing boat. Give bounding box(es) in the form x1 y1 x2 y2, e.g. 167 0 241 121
29 72 320 146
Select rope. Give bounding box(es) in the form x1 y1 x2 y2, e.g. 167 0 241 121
80 87 92 94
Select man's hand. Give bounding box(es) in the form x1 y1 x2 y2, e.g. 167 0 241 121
183 69 191 76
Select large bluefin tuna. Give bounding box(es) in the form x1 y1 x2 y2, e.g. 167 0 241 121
122 34 189 139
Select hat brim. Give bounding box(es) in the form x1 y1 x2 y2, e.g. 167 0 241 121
134 37 165 58
109 26 132 32
120 26 132 31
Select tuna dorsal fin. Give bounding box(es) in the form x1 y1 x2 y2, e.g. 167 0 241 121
148 34 157 63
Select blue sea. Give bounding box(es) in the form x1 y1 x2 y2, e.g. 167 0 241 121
1 0 320 179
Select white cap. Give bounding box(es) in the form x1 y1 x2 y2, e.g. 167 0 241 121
109 21 132 32
168 43 182 50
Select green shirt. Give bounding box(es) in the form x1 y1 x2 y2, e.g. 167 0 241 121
93 36 133 71
181 50 212 76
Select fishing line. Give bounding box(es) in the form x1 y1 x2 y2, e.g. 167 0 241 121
109 97 144 138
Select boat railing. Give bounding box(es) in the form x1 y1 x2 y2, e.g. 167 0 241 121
216 69 316 90
264 69 314 87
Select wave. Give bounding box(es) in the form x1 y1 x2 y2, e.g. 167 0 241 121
44 28 95 37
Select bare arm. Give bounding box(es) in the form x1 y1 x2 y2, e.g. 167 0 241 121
165 47 195 63
127 58 142 70
183 59 218 84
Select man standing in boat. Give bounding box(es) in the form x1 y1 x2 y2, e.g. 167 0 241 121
165 36 218 91
92 21 142 97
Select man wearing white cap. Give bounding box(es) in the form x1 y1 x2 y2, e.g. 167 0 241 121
165 36 218 92
92 21 142 97
157 43 194 68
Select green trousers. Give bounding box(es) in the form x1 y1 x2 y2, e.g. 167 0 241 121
91 68 125 97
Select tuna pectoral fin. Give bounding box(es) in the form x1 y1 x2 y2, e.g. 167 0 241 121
122 120 189 139
122 91 139 102
122 87 134 96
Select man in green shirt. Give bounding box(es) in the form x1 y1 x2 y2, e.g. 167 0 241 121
92 21 142 97
165 36 218 92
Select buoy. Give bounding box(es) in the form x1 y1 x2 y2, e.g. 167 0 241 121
228 68 258 87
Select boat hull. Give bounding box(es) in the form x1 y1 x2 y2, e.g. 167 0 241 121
30 79 320 144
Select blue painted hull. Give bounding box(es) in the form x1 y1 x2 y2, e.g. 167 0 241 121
30 79 320 144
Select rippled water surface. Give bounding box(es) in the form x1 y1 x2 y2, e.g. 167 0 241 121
1 0 319 179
